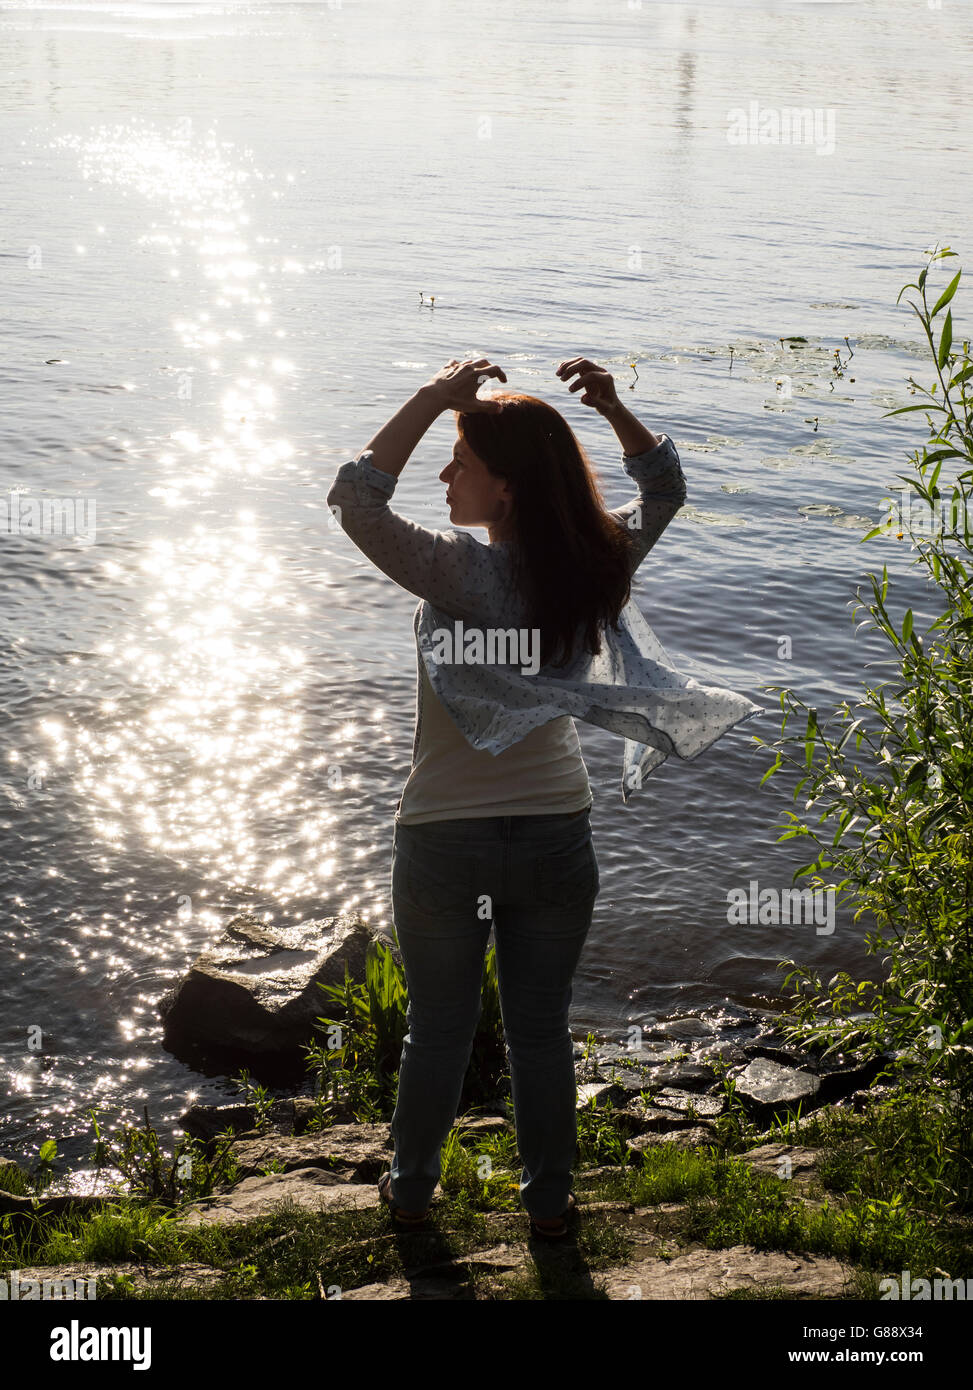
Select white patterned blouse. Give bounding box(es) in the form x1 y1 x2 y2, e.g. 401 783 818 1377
326 434 763 813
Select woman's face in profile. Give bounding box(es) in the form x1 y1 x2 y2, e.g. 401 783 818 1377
439 431 513 537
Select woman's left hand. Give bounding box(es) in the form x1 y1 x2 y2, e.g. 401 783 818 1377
422 358 507 412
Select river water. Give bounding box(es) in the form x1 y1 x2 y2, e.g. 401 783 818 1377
1 0 971 1168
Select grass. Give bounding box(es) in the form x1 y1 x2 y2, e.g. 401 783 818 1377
3 996 970 1301
2 1074 970 1301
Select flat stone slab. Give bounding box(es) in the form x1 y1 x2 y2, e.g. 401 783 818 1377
576 1165 629 1182
742 1040 821 1069
228 1123 392 1180
592 1062 671 1092
452 1115 515 1136
332 1279 415 1300
335 1277 473 1300
612 1105 689 1133
641 1061 721 1090
576 1082 629 1109
176 1166 379 1228
733 1058 821 1116
599 1245 853 1299
735 1142 824 1187
626 1126 719 1154
654 1088 725 1119
696 1042 749 1067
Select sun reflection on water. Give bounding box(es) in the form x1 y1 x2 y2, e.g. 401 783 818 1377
39 119 392 936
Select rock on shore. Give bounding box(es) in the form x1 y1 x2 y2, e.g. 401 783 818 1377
157 912 374 1068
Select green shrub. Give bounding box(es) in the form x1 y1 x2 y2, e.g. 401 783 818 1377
755 246 973 1200
87 1105 240 1203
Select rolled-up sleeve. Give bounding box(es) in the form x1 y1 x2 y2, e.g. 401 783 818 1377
326 450 481 615
606 434 687 575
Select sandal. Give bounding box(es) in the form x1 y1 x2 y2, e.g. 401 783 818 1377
377 1171 431 1228
529 1192 578 1240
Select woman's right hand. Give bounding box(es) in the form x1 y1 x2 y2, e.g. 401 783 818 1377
421 358 507 413
555 358 621 415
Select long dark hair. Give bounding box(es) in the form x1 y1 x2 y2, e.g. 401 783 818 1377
455 393 633 670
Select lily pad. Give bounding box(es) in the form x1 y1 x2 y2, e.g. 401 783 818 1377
678 506 749 528
853 334 926 358
788 441 856 462
688 435 737 453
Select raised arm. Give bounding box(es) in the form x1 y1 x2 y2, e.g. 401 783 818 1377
605 428 687 576
555 357 686 575
325 359 507 614
327 448 482 615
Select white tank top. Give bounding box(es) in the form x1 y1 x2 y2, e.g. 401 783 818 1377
395 658 592 824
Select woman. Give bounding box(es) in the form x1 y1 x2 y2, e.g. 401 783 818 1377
326 357 761 1240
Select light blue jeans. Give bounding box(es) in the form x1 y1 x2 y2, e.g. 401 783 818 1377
387 807 599 1220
